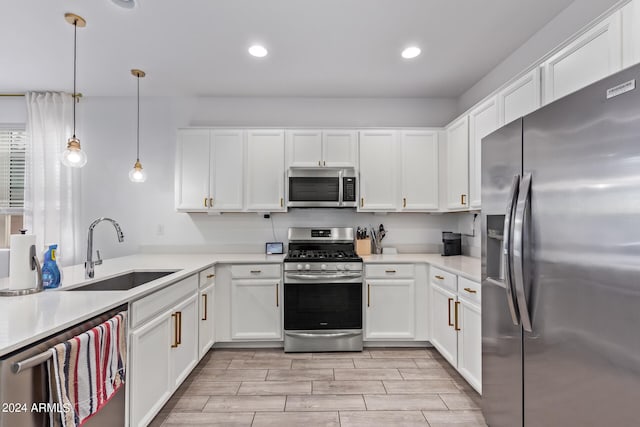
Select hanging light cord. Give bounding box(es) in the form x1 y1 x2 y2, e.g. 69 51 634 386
136 74 140 162
72 18 77 138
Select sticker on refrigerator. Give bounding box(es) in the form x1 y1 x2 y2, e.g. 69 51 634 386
606 79 636 99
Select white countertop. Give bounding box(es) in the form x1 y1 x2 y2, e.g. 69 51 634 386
362 254 480 282
0 253 283 357
0 252 478 357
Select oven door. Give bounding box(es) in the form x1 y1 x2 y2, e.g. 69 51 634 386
284 282 362 330
288 176 341 207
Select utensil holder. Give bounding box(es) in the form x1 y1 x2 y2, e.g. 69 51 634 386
356 238 372 255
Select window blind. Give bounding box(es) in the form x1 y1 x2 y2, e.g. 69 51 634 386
0 126 26 214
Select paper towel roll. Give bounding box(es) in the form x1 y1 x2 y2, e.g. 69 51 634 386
9 233 37 290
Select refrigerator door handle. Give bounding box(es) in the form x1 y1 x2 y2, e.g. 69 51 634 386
513 172 533 332
502 174 521 325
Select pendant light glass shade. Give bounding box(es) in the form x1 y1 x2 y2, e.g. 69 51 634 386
129 69 147 183
61 14 87 168
61 136 88 167
129 161 147 182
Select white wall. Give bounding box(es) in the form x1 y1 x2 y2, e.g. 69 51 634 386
0 98 27 124
457 0 624 113
77 95 461 263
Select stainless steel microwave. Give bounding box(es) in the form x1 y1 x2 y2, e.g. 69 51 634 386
287 168 357 208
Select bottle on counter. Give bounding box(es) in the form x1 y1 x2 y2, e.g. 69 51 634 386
42 244 61 289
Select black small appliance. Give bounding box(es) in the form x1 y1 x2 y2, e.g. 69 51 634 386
442 231 461 256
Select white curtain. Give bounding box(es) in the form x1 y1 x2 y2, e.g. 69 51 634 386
24 92 81 266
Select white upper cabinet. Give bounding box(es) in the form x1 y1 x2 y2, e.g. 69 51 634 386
622 0 640 68
468 97 498 210
323 130 358 168
498 68 542 126
175 129 211 211
445 117 469 210
211 130 244 211
400 130 439 211
286 129 357 168
543 11 622 103
286 130 323 167
246 130 286 212
358 130 398 211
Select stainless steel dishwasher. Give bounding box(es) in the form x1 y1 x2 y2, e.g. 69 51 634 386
0 305 127 427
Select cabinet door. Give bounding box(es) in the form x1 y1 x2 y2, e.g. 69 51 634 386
246 130 286 211
622 0 640 68
175 129 211 211
365 279 415 340
211 129 244 211
129 311 172 427
468 98 498 209
457 298 482 393
171 294 199 389
358 130 398 211
286 130 323 167
445 117 469 210
400 130 439 211
323 130 358 168
231 279 282 340
430 284 458 368
544 11 622 103
198 283 215 360
498 69 542 126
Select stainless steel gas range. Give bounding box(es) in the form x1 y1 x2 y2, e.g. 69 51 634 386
283 227 363 352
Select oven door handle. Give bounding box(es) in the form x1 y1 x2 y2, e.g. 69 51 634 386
285 331 361 338
285 272 363 280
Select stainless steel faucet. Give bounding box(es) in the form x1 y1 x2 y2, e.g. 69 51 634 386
85 217 124 278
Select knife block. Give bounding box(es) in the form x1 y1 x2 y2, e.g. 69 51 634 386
356 238 372 256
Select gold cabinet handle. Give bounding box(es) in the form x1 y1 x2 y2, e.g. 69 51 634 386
461 194 466 205
435 275 445 280
171 313 179 348
367 283 371 307
318 160 322 166
250 270 262 274
209 197 214 207
454 301 461 331
177 311 182 345
385 270 396 273
323 160 326 166
360 197 364 208
403 197 407 208
207 274 215 279
280 197 284 207
463 287 477 294
447 297 454 327
276 283 279 307
203 197 208 208
202 294 208 321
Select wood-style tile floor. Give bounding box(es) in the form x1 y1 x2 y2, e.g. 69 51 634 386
150 348 487 427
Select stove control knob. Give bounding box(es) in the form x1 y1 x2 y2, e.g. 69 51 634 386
344 265 351 271
305 264 311 270
321 264 327 271
336 264 344 271
297 264 303 270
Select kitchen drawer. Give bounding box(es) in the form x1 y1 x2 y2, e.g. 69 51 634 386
199 266 216 288
458 276 481 305
430 267 457 293
365 264 415 278
231 264 281 279
131 274 198 328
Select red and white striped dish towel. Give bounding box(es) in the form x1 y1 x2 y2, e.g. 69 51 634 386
47 311 127 427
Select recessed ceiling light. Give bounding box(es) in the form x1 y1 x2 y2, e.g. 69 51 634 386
248 45 268 58
401 46 421 59
111 0 136 9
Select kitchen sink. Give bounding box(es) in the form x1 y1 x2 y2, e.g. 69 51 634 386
69 270 178 291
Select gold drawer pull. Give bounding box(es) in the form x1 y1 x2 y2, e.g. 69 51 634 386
454 301 461 331
176 311 182 345
209 197 214 207
276 283 279 307
202 294 208 321
464 287 477 294
461 194 466 205
403 197 407 208
323 160 326 166
385 270 396 273
435 275 445 280
206 274 215 279
203 197 208 208
447 298 453 327
360 197 364 208
171 313 178 348
250 270 262 274
367 284 371 307
280 197 284 207
318 160 322 166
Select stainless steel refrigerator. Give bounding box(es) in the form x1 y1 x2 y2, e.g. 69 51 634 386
482 64 640 427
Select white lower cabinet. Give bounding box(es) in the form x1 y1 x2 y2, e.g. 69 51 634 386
231 278 282 340
365 279 415 340
198 283 215 359
430 268 482 394
129 275 200 427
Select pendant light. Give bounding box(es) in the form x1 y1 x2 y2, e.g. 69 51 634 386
61 13 88 168
128 69 147 183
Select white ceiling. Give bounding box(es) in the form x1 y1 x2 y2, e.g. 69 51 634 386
2 0 574 98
